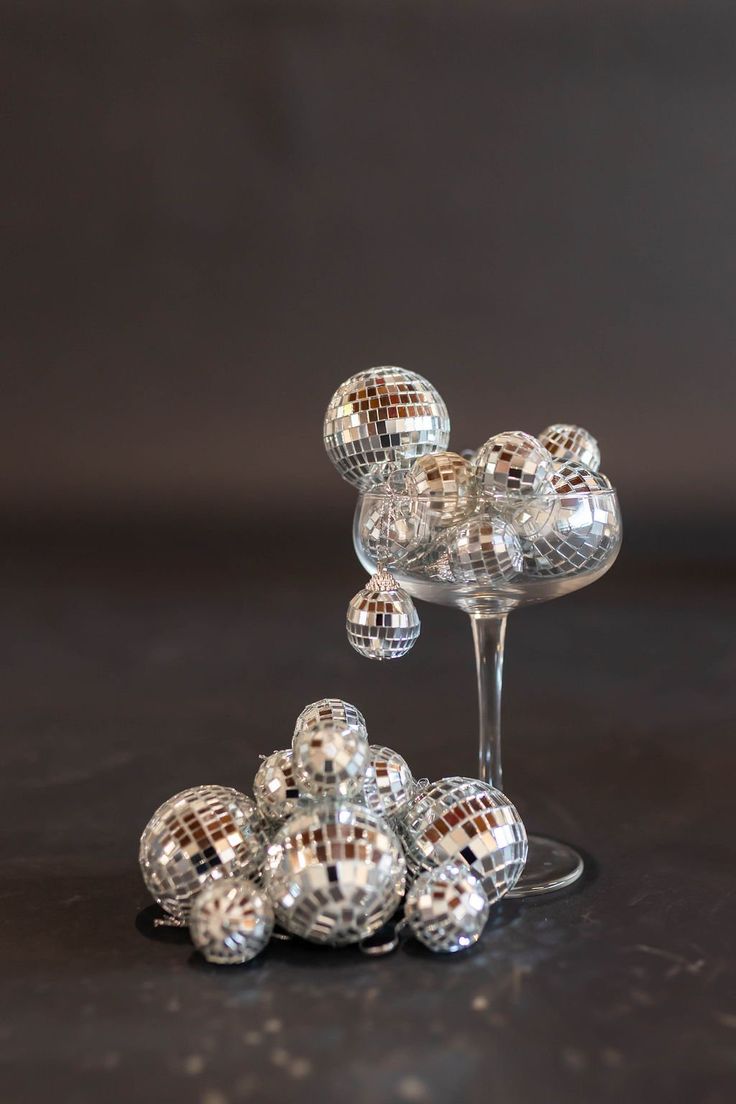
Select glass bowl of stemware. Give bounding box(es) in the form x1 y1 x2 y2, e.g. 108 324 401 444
353 483 622 897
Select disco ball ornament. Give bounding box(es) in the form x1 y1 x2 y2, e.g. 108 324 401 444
323 367 450 489
551 459 611 494
400 776 527 900
189 877 274 965
406 450 475 528
294 698 368 743
362 744 415 819
521 485 620 577
442 514 523 585
253 749 306 823
474 431 555 497
265 801 406 945
346 569 420 659
539 423 601 472
404 861 490 953
355 491 430 568
293 719 370 798
139 786 268 921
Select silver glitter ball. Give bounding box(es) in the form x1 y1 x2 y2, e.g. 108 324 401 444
362 744 415 819
406 450 475 528
474 431 555 496
354 492 431 568
139 786 268 921
346 570 420 659
400 776 527 900
323 367 450 489
265 801 406 945
293 719 370 798
539 423 601 472
551 459 611 494
294 698 368 743
521 485 620 578
443 513 523 584
253 749 306 823
404 861 490 953
189 877 274 965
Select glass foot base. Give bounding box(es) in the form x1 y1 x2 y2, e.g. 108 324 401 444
507 834 584 898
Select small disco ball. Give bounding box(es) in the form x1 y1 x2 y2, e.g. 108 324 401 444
265 801 406 945
355 491 430 568
362 744 415 819
551 459 611 494
139 786 268 921
294 698 367 743
521 488 620 577
346 571 420 659
539 423 601 472
406 450 475 528
253 749 306 823
473 431 555 496
189 877 274 965
323 367 450 490
400 777 528 900
293 719 370 798
404 861 490 954
443 513 523 585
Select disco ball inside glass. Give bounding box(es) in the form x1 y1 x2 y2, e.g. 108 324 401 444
253 749 306 823
139 786 268 921
265 801 406 945
346 571 421 660
406 450 475 528
362 744 415 819
443 514 523 585
189 877 274 965
323 367 450 489
354 492 431 567
404 860 490 953
539 423 601 472
474 430 555 496
521 487 620 577
294 698 368 744
400 776 527 900
292 720 369 798
551 459 611 494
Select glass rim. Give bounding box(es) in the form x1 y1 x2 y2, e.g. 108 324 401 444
357 486 618 502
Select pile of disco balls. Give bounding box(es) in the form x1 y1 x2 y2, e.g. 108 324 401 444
139 698 528 964
323 366 619 660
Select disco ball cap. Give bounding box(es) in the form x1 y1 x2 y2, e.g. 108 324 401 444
406 451 475 528
551 459 611 494
253 749 307 823
404 861 490 953
292 720 370 798
400 776 528 900
139 786 268 921
265 801 406 945
346 570 420 660
362 744 415 819
355 492 430 568
522 489 620 578
323 367 450 489
473 431 555 496
444 514 523 585
294 698 368 744
539 423 601 472
189 877 274 965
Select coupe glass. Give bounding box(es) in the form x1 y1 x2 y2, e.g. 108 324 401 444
353 485 622 896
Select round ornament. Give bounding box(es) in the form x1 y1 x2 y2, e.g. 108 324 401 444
406 450 475 528
354 491 430 568
265 801 406 945
404 861 490 953
346 569 420 659
253 749 305 823
443 514 523 585
294 698 367 744
539 423 600 472
139 786 268 921
400 776 527 900
292 719 369 798
551 459 611 494
362 744 415 819
323 367 450 489
521 487 620 577
473 431 555 497
189 877 274 965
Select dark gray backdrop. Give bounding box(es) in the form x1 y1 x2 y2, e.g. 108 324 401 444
2 0 734 526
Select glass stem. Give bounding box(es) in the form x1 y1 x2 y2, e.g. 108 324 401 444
470 613 508 790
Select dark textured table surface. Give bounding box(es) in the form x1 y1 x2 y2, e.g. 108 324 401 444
2 522 734 1104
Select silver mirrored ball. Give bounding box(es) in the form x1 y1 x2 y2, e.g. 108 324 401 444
474 431 555 497
189 877 274 965
253 749 306 823
294 698 368 744
443 514 523 584
293 719 369 798
362 744 415 819
539 423 601 472
346 570 420 660
404 860 490 953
